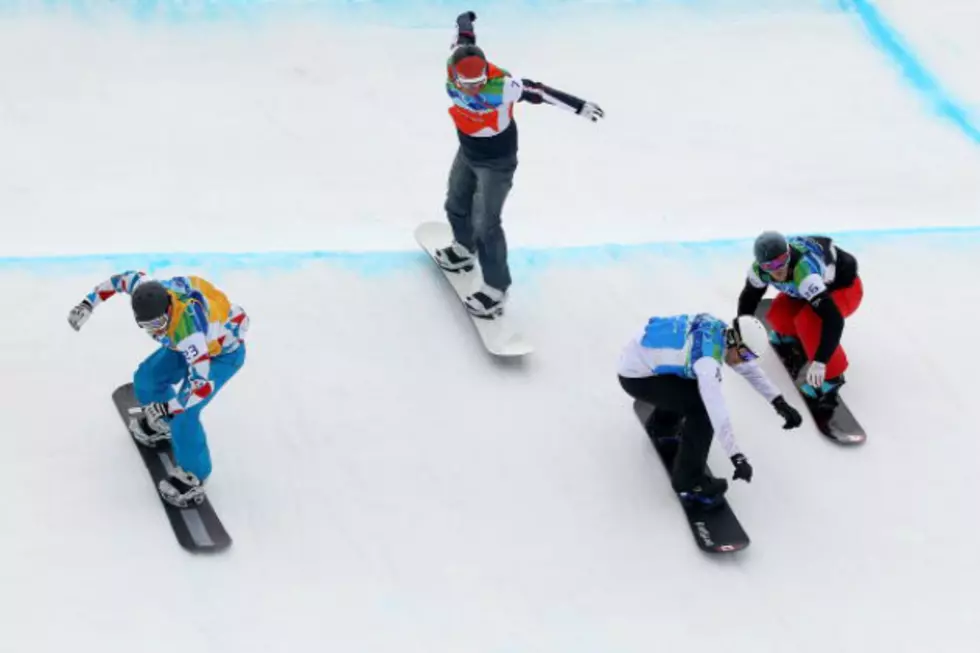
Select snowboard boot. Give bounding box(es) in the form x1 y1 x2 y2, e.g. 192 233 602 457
159 467 206 508
128 410 171 447
802 375 846 431
676 474 729 511
434 241 475 274
464 283 507 319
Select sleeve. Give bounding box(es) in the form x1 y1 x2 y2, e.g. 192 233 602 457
810 293 844 364
452 11 477 47
730 359 781 403
737 267 768 316
83 270 149 308
519 78 588 113
165 307 216 415
795 262 843 364
503 76 525 105
692 356 741 458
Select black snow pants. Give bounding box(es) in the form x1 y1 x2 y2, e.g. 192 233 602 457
619 374 715 492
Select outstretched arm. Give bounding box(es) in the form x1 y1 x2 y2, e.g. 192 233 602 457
732 359 803 430
83 270 149 308
169 329 214 415
67 270 152 331
692 357 742 458
452 11 477 47
519 79 605 121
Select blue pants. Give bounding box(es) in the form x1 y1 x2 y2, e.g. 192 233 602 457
133 344 246 481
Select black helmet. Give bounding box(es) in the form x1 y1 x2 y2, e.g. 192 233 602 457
131 280 171 326
753 231 789 265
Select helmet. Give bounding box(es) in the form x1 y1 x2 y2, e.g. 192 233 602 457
729 315 770 360
131 280 171 331
753 231 789 266
449 44 487 90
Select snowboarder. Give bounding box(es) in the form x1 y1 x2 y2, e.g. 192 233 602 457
736 231 863 409
618 313 803 508
434 10 604 318
67 271 250 508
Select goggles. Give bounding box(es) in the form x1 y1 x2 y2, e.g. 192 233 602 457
759 251 790 272
454 67 487 91
725 329 759 362
137 314 169 333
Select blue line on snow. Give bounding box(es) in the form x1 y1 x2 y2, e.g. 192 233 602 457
2 224 979 275
841 0 980 146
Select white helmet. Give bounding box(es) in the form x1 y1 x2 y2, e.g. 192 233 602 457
730 315 770 360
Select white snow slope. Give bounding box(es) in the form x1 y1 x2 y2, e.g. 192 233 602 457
1 1 979 652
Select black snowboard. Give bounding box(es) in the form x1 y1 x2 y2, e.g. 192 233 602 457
754 298 866 445
112 383 232 553
633 399 750 554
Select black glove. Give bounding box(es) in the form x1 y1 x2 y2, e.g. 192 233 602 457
731 453 753 483
454 11 477 46
772 395 803 430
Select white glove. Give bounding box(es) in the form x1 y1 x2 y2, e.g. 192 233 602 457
578 101 604 122
68 300 93 331
805 361 827 388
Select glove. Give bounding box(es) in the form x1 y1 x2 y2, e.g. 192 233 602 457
805 361 826 388
67 299 93 331
578 101 604 122
772 395 803 430
143 401 171 431
454 11 476 46
731 453 753 483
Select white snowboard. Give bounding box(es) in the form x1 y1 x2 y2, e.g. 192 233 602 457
414 221 533 357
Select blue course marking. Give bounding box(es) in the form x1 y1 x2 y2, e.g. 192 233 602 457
840 0 980 145
1 224 978 277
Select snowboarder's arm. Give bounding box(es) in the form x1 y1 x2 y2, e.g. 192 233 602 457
731 359 781 402
452 11 477 48
737 266 768 316
518 79 604 121
82 270 149 309
809 291 844 364
797 273 844 365
692 356 741 458
168 329 214 415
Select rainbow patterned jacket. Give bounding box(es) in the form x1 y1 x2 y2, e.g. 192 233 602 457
84 271 249 414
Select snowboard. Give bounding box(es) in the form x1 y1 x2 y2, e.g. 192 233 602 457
633 399 750 554
414 221 532 357
112 383 232 553
754 298 866 445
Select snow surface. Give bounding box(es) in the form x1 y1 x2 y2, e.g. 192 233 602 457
1 1 979 652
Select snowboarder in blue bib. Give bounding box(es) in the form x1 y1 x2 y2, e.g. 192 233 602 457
618 313 802 507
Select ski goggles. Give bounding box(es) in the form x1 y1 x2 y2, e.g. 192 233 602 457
759 251 790 272
137 314 169 333
454 70 487 91
725 329 759 362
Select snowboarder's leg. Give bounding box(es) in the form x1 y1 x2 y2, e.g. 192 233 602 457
793 305 849 401
437 148 479 273
831 276 864 318
160 345 246 507
130 348 187 446
620 374 726 507
765 293 806 343
765 294 809 374
133 347 186 404
618 375 684 448
464 156 517 317
670 398 728 508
